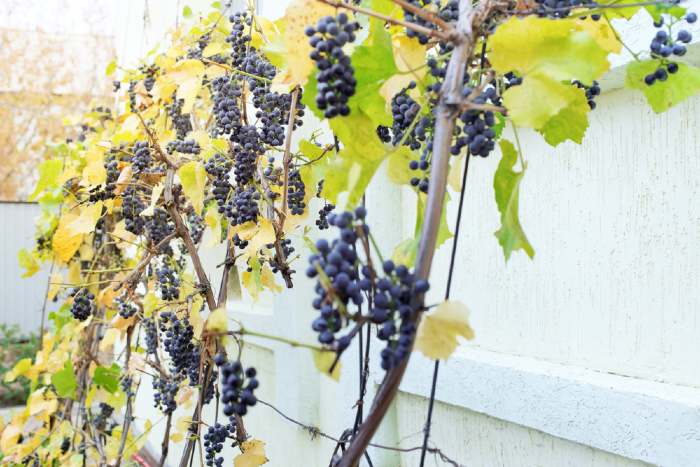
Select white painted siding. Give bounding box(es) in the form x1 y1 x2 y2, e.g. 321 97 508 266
0 202 50 334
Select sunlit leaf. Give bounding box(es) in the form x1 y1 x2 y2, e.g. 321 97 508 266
625 60 700 113
415 300 474 360
205 307 228 333
18 249 40 278
234 439 268 467
93 364 120 394
311 349 340 382
178 161 207 215
51 361 77 399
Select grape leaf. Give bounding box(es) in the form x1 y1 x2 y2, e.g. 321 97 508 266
538 90 590 146
93 364 120 394
386 146 417 185
18 249 39 278
262 0 335 87
625 60 700 113
67 201 103 235
52 212 84 263
4 358 32 383
415 300 474 360
234 439 268 467
178 161 207 215
51 361 77 399
29 158 63 200
503 71 585 130
350 17 398 126
490 17 609 83
311 349 341 382
493 140 534 261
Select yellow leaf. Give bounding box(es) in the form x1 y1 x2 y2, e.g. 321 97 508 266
202 42 229 57
152 74 177 102
574 17 622 54
204 206 222 246
260 265 282 293
143 292 159 318
262 0 335 87
178 161 207 215
52 213 84 263
311 349 341 382
415 300 475 360
170 432 184 443
99 328 120 352
234 439 268 467
67 201 103 235
190 296 204 337
82 147 107 185
67 260 82 285
114 165 133 196
141 182 165 216
112 220 136 251
5 358 32 383
205 307 228 333
47 271 62 301
448 156 465 192
18 249 39 278
169 59 205 113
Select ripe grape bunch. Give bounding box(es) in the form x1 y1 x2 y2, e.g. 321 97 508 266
306 207 430 369
156 264 180 301
214 354 259 417
644 13 695 86
204 422 237 467
131 140 152 174
306 14 360 118
70 288 95 321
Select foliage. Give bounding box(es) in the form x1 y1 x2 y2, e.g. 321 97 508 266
5 0 699 465
0 325 39 407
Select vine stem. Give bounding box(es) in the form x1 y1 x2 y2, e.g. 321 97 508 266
336 1 483 464
317 0 451 42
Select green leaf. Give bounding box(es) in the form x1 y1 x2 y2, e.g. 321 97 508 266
538 90 590 146
93 364 120 394
105 60 117 77
625 60 700 113
644 2 686 22
350 17 398 126
52 361 77 399
182 5 193 18
503 72 585 130
490 17 609 83
493 140 534 261
29 158 63 200
178 161 207 215
18 248 39 278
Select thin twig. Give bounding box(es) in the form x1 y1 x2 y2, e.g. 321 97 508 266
318 0 451 42
391 0 453 32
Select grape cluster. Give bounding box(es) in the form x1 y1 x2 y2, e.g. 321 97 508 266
167 139 201 154
122 187 146 235
231 125 263 185
376 125 391 143
226 186 260 225
156 264 180 301
371 260 429 369
211 76 243 138
159 312 198 378
152 377 179 414
306 207 430 369
167 97 193 139
232 233 249 250
390 84 421 147
459 86 499 157
70 288 94 321
204 422 236 467
205 154 233 213
146 208 174 251
306 208 367 348
644 14 695 86
227 12 252 66
287 168 306 215
573 80 601 109
306 14 359 118
131 141 152 174
188 211 205 244
89 153 120 202
409 155 431 193
269 238 295 274
93 402 116 435
256 91 305 146
214 355 259 417
116 294 137 319
532 0 600 19
143 318 158 355
316 203 335 230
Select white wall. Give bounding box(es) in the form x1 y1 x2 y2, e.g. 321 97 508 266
0 202 50 334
